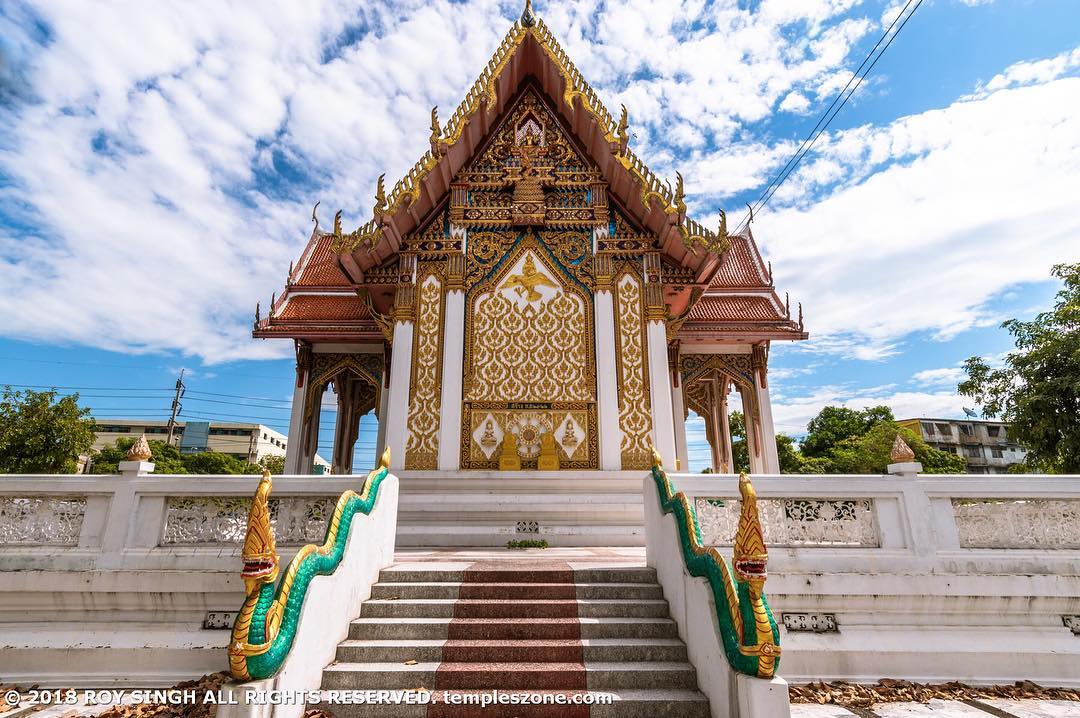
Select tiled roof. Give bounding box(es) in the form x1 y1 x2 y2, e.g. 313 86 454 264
711 233 769 288
294 233 350 287
277 294 367 321
688 294 783 322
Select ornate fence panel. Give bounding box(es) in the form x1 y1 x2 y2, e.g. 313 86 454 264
0 496 87 546
695 496 878 547
161 496 338 545
952 498 1080 549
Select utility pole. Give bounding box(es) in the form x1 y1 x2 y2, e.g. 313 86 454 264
166 369 186 445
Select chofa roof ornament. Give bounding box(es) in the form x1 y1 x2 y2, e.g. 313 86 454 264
521 0 537 27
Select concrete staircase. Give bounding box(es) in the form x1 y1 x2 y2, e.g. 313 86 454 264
319 561 710 716
394 472 647 547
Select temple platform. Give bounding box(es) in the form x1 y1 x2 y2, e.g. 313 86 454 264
394 470 647 547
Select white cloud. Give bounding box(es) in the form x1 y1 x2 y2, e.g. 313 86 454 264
779 91 811 114
755 60 1080 358
0 0 884 362
772 384 965 435
910 366 965 386
968 47 1080 99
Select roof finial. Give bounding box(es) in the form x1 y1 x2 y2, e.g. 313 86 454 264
616 104 629 149
890 434 916 463
718 209 728 238
311 200 320 230
253 302 261 329
746 202 754 226
767 260 773 285
373 174 387 214
785 292 790 319
798 302 804 331
521 0 536 27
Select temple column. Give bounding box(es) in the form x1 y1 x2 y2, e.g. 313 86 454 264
644 257 676 467
753 343 780 474
707 377 729 473
438 253 466 470
670 344 689 472
385 257 417 471
739 383 766 475
593 254 621 470
375 369 390 465
285 342 312 474
331 380 349 474
718 379 733 473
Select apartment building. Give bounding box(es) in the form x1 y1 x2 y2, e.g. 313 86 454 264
898 418 1028 474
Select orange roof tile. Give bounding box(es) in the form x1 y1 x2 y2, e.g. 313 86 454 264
277 294 367 321
711 234 770 288
688 294 783 322
294 233 350 287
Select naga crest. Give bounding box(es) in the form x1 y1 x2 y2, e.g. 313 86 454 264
240 470 279 595
733 473 768 585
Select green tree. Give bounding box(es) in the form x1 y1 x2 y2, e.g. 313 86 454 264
729 410 749 473
800 405 895 458
90 437 259 475
830 422 966 474
729 411 825 474
90 437 188 474
0 387 97 473
959 263 1080 473
259 454 286 474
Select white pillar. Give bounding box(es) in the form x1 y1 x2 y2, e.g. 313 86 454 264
284 370 308 475
646 320 677 469
671 378 689 472
374 377 390 466
719 389 733 473
756 375 780 474
438 287 465 470
740 384 766 475
594 288 621 470
385 320 414 471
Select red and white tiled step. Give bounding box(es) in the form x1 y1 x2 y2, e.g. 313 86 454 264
319 561 710 717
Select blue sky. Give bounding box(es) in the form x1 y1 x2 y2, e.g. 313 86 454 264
1 0 1078 472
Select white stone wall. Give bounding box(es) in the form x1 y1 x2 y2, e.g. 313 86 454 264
658 471 1080 688
0 472 397 686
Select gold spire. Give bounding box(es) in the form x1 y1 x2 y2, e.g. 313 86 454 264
521 0 536 27
890 434 916 463
126 434 152 462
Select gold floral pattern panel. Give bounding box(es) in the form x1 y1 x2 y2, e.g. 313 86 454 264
462 238 597 468
615 271 652 469
405 272 444 469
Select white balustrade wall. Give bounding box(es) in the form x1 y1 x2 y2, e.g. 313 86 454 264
668 471 1080 688
1 469 1079 687
0 472 382 686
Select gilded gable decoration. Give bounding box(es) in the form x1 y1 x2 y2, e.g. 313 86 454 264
450 89 607 231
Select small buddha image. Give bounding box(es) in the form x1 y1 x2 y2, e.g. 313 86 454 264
480 419 498 448
561 420 578 449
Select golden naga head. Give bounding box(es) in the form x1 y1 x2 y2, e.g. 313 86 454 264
733 473 768 586
240 470 279 595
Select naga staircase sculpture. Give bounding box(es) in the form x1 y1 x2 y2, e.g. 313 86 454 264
649 448 781 678
228 449 392 681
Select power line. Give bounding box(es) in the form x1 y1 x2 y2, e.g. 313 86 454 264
735 0 925 231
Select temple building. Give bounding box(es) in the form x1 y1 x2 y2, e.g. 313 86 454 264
253 4 806 477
